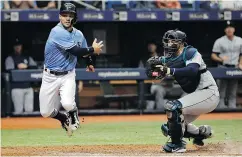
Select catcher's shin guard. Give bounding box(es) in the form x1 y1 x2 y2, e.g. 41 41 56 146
164 100 185 144
161 123 170 137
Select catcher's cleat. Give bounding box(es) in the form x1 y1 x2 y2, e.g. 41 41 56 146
68 107 80 131
193 138 205 146
193 125 213 147
162 123 213 147
163 140 186 153
61 113 73 136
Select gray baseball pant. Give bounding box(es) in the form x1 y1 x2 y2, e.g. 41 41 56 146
11 88 34 114
218 79 238 108
146 84 184 110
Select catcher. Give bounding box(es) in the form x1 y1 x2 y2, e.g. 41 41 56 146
146 29 219 153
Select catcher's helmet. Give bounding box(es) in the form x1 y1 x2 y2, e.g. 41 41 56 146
60 3 77 24
162 29 187 58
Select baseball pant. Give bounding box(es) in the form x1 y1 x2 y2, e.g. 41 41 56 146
39 69 76 117
11 88 34 114
218 79 238 108
179 85 220 134
146 84 184 110
217 65 238 108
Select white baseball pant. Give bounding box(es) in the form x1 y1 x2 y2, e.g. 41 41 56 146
39 69 76 117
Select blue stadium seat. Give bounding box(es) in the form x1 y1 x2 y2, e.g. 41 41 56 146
106 1 130 10
196 0 220 10
179 0 195 10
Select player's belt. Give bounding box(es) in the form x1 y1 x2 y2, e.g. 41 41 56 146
224 64 236 68
45 68 69 76
199 68 207 74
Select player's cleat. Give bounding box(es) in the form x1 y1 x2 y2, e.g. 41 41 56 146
68 108 80 131
163 141 186 153
193 138 205 146
61 113 73 136
193 125 213 147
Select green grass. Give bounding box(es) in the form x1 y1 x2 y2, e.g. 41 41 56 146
2 119 242 147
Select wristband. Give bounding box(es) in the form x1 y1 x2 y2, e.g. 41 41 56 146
166 68 170 75
87 47 94 53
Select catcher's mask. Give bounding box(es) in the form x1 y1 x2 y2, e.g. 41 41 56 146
162 29 187 58
60 3 77 25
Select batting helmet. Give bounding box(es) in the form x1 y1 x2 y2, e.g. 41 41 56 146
60 3 77 24
162 29 187 58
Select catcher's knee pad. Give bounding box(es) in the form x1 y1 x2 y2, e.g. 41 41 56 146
164 100 185 144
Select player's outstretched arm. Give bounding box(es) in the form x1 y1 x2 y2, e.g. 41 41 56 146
66 38 103 57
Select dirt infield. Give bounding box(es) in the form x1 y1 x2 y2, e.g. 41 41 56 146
2 143 242 156
2 113 242 156
2 113 242 129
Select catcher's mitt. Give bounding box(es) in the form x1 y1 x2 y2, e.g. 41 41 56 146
145 56 167 80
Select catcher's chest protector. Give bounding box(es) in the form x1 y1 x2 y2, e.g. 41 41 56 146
162 46 201 93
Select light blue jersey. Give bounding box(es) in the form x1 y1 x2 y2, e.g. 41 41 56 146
44 23 88 71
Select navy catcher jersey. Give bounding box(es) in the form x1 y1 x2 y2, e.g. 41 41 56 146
161 46 206 93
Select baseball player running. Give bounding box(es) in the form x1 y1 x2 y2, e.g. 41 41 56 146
39 3 103 136
146 29 219 153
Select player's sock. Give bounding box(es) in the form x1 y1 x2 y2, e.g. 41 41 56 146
51 109 67 122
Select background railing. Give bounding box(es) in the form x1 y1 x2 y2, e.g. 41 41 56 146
2 67 242 117
2 1 242 11
1 10 242 22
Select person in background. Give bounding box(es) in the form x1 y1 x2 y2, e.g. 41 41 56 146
211 21 242 109
35 0 56 9
9 0 38 9
199 0 220 11
156 0 181 9
218 0 242 10
132 1 156 10
1 1 10 9
5 39 37 114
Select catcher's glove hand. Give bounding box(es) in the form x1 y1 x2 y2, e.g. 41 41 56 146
145 56 169 80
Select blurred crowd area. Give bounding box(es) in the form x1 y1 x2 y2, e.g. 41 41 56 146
1 0 242 11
